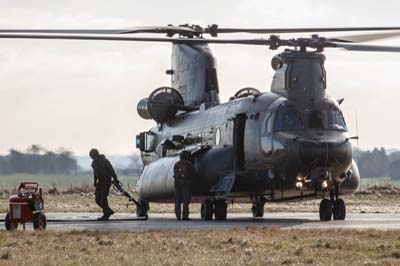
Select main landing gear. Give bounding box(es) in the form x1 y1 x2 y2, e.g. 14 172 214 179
319 185 346 221
200 199 227 221
251 195 266 218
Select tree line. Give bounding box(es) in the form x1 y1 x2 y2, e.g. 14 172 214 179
0 145 78 175
0 145 399 179
0 145 143 176
354 148 400 179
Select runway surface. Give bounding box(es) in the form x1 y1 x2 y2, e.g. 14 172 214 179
2 212 400 231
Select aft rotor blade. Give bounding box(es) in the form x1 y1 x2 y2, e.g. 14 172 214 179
331 30 400 43
216 26 400 34
334 42 400 52
0 33 272 45
0 26 202 35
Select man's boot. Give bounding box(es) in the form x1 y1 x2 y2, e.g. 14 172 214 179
175 207 181 220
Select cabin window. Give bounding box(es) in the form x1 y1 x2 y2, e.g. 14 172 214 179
264 112 274 135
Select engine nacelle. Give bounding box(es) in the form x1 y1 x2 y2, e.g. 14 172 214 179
137 87 184 123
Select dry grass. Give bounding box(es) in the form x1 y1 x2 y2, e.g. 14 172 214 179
0 228 399 265
1 184 400 214
1 193 400 214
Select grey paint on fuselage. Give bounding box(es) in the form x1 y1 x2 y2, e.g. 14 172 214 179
137 91 359 203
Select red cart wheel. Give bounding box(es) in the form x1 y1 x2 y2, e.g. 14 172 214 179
33 212 47 230
5 213 18 231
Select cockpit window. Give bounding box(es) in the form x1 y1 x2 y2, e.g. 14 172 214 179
274 105 347 132
307 110 324 129
274 107 304 131
325 110 347 130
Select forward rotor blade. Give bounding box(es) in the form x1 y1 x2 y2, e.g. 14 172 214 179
334 42 400 52
331 30 400 43
216 26 400 34
0 33 271 45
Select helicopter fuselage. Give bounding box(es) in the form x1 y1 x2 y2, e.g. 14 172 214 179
136 91 360 203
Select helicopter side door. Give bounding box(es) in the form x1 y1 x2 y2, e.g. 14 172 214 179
233 113 246 171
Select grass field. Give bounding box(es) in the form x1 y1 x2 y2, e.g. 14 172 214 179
0 229 399 266
360 177 400 189
0 174 139 190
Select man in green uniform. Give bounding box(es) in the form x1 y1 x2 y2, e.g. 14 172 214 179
90 148 119 221
173 151 195 220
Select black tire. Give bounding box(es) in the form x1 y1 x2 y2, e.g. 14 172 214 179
214 200 227 221
252 204 265 218
333 199 346 220
33 212 47 230
319 199 332 221
201 200 214 221
136 199 149 220
5 213 17 231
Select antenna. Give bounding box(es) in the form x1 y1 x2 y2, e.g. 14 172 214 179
355 109 360 163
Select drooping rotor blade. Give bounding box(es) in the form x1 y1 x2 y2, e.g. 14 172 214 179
330 30 400 43
0 33 272 45
333 42 400 52
215 26 400 34
0 25 203 36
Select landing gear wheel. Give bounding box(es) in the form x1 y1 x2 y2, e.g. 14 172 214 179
136 199 149 220
33 212 47 230
201 200 214 221
333 199 346 220
319 199 333 221
214 200 227 221
252 204 264 218
252 196 265 218
5 213 17 231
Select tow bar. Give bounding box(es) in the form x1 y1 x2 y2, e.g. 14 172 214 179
112 181 148 220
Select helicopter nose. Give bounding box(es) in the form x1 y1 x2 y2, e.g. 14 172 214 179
299 140 352 167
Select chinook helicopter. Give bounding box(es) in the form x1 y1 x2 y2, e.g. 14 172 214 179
2 25 400 221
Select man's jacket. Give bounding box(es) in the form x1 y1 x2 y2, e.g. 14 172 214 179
173 159 195 188
91 154 117 188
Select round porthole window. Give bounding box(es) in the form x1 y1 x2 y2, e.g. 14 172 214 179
215 128 221 146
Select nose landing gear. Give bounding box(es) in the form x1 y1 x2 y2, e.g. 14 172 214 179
319 198 333 221
319 184 346 221
332 198 346 220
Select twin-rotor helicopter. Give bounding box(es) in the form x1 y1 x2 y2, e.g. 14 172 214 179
2 24 400 221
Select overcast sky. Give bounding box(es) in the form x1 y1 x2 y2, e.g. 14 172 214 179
1 0 400 155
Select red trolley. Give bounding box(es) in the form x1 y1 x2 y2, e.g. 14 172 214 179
5 182 46 230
